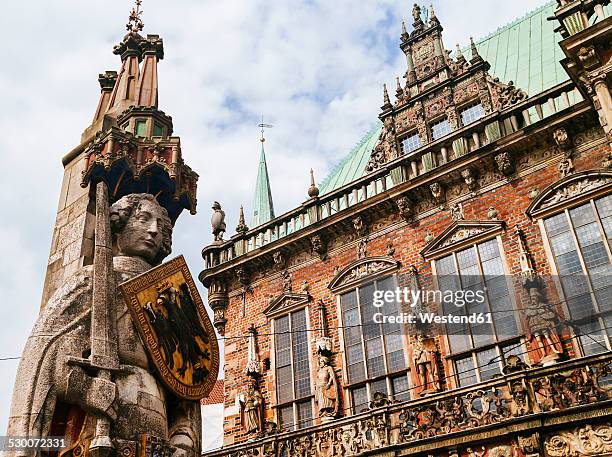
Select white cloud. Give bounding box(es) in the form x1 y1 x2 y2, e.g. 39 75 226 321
0 0 548 435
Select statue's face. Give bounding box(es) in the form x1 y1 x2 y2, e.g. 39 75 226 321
116 199 164 263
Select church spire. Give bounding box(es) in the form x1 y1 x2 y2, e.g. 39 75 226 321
251 122 275 227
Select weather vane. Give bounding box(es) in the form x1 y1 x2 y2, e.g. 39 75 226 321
258 115 273 143
126 0 144 33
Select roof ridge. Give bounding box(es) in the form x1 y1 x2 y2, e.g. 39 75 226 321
473 1 554 45
319 121 382 190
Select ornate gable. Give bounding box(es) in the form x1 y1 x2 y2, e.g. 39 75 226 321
526 170 612 219
328 256 400 292
263 292 311 319
421 220 505 260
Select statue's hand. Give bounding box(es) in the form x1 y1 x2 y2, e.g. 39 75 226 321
86 377 118 421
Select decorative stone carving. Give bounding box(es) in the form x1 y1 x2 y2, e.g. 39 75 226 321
413 334 441 395
495 152 515 176
524 285 563 365
422 220 505 260
450 202 464 221
208 278 229 336
545 425 612 457
357 238 368 259
488 446 515 457
235 267 250 288
526 171 612 218
273 250 286 270
488 207 499 220
518 432 541 457
394 195 413 222
211 201 227 242
311 234 327 260
238 378 264 436
466 446 486 457
315 355 340 421
558 156 574 177
461 168 478 191
328 256 399 292
282 269 292 293
245 325 262 377
553 127 571 151
366 116 398 171
430 182 445 206
353 215 367 237
486 74 528 110
386 242 395 257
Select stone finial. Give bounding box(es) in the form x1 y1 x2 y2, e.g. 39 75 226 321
455 44 466 64
396 76 404 97
308 169 320 198
126 0 144 33
236 205 249 235
429 4 439 25
469 37 483 64
382 83 391 109
401 19 407 36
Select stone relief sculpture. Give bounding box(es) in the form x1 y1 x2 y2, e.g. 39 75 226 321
524 286 563 365
315 355 340 421
6 191 201 457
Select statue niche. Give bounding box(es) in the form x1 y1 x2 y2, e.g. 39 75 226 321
6 192 201 457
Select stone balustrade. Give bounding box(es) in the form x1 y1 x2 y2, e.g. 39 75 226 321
202 353 612 457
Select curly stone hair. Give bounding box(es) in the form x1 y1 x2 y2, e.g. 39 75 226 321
109 193 173 265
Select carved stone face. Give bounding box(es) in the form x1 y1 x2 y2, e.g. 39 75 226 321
115 199 165 263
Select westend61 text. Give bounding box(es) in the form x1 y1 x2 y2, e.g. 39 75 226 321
372 287 486 308
372 312 493 325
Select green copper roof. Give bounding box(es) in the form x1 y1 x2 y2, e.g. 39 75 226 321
320 1 574 195
319 124 383 194
251 143 275 227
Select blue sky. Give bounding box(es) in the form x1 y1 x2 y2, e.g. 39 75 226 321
0 0 549 441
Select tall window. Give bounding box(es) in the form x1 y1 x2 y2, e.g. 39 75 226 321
274 309 313 430
460 103 485 125
434 238 522 386
402 133 421 155
543 195 612 355
431 118 452 140
340 276 410 414
135 119 147 137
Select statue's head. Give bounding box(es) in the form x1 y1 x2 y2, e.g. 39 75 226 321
110 193 173 265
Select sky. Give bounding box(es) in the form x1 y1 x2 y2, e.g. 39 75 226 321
0 0 549 441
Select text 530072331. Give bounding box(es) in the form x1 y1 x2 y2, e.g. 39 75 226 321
0 437 66 451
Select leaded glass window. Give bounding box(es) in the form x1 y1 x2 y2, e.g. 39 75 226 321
543 195 612 355
402 133 421 155
274 309 314 430
460 103 485 125
434 238 522 386
431 118 452 140
340 275 411 414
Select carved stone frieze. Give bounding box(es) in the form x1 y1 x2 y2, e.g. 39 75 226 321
545 424 612 457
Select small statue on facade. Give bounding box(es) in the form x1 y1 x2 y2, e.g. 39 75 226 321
524 286 563 365
238 378 264 436
211 201 226 242
314 355 340 421
413 334 440 395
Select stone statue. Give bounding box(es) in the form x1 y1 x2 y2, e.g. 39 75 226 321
238 378 264 435
211 201 226 242
524 286 563 365
413 334 440 394
314 355 340 421
6 193 201 456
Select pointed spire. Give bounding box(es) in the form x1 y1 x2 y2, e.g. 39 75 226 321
251 132 275 227
455 43 466 64
401 18 408 37
382 83 392 110
395 76 404 97
245 325 262 377
136 35 163 107
236 205 249 235
308 169 320 198
469 36 483 65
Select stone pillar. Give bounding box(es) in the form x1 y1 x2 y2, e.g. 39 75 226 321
593 75 612 135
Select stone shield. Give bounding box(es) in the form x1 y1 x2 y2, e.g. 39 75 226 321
119 255 219 400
